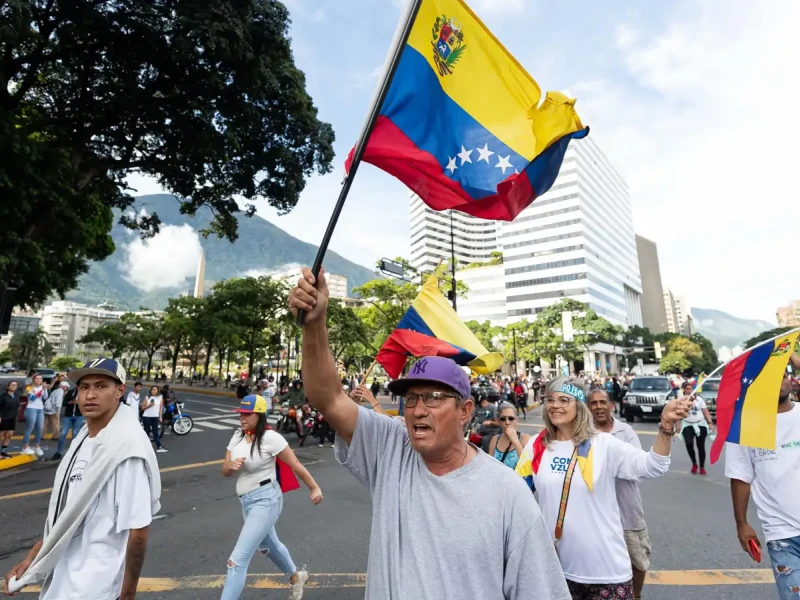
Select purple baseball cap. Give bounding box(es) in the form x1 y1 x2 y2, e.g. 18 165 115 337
387 357 471 399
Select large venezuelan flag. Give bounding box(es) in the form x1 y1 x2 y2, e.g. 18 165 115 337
376 273 503 379
710 331 800 464
346 0 589 222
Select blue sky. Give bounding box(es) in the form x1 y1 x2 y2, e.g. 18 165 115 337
128 0 800 323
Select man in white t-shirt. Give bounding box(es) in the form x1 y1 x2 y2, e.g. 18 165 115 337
263 376 277 413
588 388 651 600
4 358 161 599
725 371 800 600
124 381 143 410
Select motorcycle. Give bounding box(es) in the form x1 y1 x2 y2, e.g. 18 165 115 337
297 405 319 447
275 402 299 436
161 398 194 436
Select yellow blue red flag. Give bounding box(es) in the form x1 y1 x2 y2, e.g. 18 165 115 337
710 330 800 464
376 273 503 379
346 0 588 222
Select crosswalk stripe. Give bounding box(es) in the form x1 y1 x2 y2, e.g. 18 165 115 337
212 407 231 413
197 421 235 430
218 418 244 426
190 427 204 433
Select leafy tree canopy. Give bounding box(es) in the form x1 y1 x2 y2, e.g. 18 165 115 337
1 0 334 308
743 327 796 350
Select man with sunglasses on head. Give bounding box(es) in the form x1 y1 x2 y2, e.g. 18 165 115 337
289 267 570 600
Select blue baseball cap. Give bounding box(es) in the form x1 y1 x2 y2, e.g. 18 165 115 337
387 356 471 399
68 358 127 385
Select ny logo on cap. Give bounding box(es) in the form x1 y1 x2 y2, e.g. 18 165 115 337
412 359 429 375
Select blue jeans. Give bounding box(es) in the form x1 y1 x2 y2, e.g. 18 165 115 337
221 482 297 600
768 535 800 600
142 417 162 448
23 408 44 447
57 416 85 455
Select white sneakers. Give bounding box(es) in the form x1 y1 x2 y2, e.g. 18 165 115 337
21 447 35 455
156 447 168 453
34 447 43 457
289 568 308 600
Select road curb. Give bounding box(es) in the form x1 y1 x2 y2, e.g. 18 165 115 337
0 453 37 471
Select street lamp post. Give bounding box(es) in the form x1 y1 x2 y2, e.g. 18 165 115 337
449 210 457 311
512 328 518 376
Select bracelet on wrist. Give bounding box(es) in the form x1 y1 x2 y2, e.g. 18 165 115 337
659 420 677 436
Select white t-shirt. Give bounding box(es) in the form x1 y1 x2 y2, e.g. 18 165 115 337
683 396 708 425
142 395 162 418
43 438 154 600
529 433 669 584
26 386 47 410
264 385 276 412
124 391 140 409
725 404 800 542
227 430 288 496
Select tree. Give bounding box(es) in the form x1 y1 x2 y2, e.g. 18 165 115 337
51 355 81 371
690 333 720 373
162 297 204 380
125 312 167 380
8 328 50 370
212 276 287 380
327 299 373 363
352 278 419 348
465 321 503 352
1 0 335 308
659 337 703 374
79 320 131 359
744 327 795 350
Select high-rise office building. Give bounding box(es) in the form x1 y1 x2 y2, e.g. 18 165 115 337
409 193 499 273
499 136 642 327
635 235 668 333
663 288 694 335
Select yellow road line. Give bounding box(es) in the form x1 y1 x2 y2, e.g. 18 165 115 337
13 569 776 593
0 459 224 502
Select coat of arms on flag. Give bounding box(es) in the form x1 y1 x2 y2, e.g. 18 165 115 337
431 15 466 76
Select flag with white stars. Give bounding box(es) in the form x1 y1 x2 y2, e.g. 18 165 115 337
710 329 800 463
345 0 588 222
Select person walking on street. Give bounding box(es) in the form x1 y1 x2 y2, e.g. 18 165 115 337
589 389 652 600
678 382 715 475
21 374 48 457
725 370 800 600
516 377 691 600
3 358 161 599
125 382 143 409
221 394 322 600
289 266 571 600
514 379 528 421
0 381 20 458
487 402 531 470
141 385 167 453
43 381 68 439
51 385 83 461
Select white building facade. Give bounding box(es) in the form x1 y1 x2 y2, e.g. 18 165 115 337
40 301 125 359
454 264 507 326
409 193 499 273
664 288 694 335
268 266 349 300
500 136 642 328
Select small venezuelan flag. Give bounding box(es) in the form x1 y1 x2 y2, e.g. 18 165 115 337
516 430 595 493
376 273 503 379
710 331 800 464
346 0 588 222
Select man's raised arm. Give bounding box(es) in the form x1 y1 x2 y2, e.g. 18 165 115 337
289 267 358 444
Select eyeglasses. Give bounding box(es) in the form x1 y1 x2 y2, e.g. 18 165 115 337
404 391 457 408
545 395 575 407
498 416 516 422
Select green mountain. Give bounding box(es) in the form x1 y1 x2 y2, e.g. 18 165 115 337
65 194 377 310
692 307 775 349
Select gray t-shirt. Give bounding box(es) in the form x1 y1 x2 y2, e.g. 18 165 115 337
610 419 647 531
335 405 570 600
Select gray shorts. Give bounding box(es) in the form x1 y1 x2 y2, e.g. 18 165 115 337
624 528 652 572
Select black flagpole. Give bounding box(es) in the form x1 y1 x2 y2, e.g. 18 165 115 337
298 0 424 325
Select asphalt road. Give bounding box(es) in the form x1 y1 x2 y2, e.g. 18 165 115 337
0 385 777 599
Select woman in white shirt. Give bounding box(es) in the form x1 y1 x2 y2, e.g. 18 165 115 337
21 374 48 456
516 376 691 600
678 382 716 476
140 385 167 453
222 394 323 600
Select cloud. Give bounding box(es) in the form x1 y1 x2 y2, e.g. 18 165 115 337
120 224 203 292
569 1 800 321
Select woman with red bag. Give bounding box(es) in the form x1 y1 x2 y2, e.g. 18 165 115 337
221 394 323 600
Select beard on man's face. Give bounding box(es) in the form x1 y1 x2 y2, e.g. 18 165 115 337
780 392 792 403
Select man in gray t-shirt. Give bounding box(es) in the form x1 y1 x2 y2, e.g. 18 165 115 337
589 389 651 600
289 266 570 600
